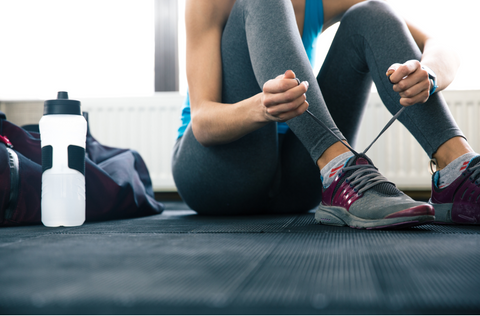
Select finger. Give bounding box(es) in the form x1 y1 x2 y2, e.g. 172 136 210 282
267 100 309 122
266 92 307 116
265 86 307 112
264 70 301 93
386 63 401 83
272 70 297 84
400 93 429 107
399 85 430 106
284 70 296 79
263 81 308 107
281 100 310 122
398 79 430 99
388 60 421 84
393 66 429 93
263 78 300 94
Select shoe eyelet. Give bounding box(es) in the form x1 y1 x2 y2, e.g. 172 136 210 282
357 192 363 197
349 183 353 188
462 172 466 176
353 188 358 192
345 178 349 183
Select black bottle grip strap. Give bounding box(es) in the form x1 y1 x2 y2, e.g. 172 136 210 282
68 145 85 175
42 146 53 173
41 145 85 175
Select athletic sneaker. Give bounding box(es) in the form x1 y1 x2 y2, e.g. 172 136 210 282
316 154 434 229
429 156 480 224
303 99 433 229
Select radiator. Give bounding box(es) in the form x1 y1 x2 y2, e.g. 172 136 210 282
81 93 184 191
1 91 479 191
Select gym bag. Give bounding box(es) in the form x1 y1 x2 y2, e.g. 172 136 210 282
0 111 164 227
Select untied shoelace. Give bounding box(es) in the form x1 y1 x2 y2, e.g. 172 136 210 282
304 101 406 196
467 162 480 186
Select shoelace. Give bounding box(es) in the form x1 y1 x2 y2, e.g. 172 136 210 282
304 106 406 194
305 107 405 157
342 164 394 196
467 162 480 186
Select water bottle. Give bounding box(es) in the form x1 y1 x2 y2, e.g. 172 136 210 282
40 92 87 227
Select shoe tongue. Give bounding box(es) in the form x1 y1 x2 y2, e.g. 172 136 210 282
346 154 374 167
356 157 369 165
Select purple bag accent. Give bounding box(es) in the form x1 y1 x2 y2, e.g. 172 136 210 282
431 170 480 224
0 112 164 227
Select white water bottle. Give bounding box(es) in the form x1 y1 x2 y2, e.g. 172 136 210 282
40 92 87 227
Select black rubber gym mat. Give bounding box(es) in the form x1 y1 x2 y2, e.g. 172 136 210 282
1 203 479 314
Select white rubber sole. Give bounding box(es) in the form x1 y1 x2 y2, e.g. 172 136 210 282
315 205 434 230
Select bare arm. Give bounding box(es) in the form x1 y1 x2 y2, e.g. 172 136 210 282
186 0 251 146
186 0 309 146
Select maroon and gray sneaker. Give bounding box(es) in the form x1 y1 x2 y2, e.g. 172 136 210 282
429 156 480 224
303 105 434 229
316 154 435 229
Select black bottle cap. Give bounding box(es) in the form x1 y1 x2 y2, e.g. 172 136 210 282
43 91 81 115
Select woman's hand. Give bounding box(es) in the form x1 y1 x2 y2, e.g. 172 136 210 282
386 60 431 107
261 70 309 122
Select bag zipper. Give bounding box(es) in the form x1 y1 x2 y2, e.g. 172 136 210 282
0 135 13 148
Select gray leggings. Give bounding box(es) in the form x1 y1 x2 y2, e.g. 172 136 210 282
172 0 463 215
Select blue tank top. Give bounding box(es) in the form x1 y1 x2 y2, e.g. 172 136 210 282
178 0 324 138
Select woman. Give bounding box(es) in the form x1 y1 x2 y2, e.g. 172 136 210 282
172 0 480 229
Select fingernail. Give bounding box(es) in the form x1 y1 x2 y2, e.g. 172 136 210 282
302 81 309 88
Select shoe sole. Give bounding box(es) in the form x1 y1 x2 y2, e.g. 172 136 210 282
429 200 479 225
315 205 434 230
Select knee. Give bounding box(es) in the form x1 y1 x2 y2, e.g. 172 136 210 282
236 0 293 20
345 0 393 16
341 0 401 29
237 0 290 10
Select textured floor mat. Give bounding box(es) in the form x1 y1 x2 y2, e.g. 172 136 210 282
1 203 480 314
